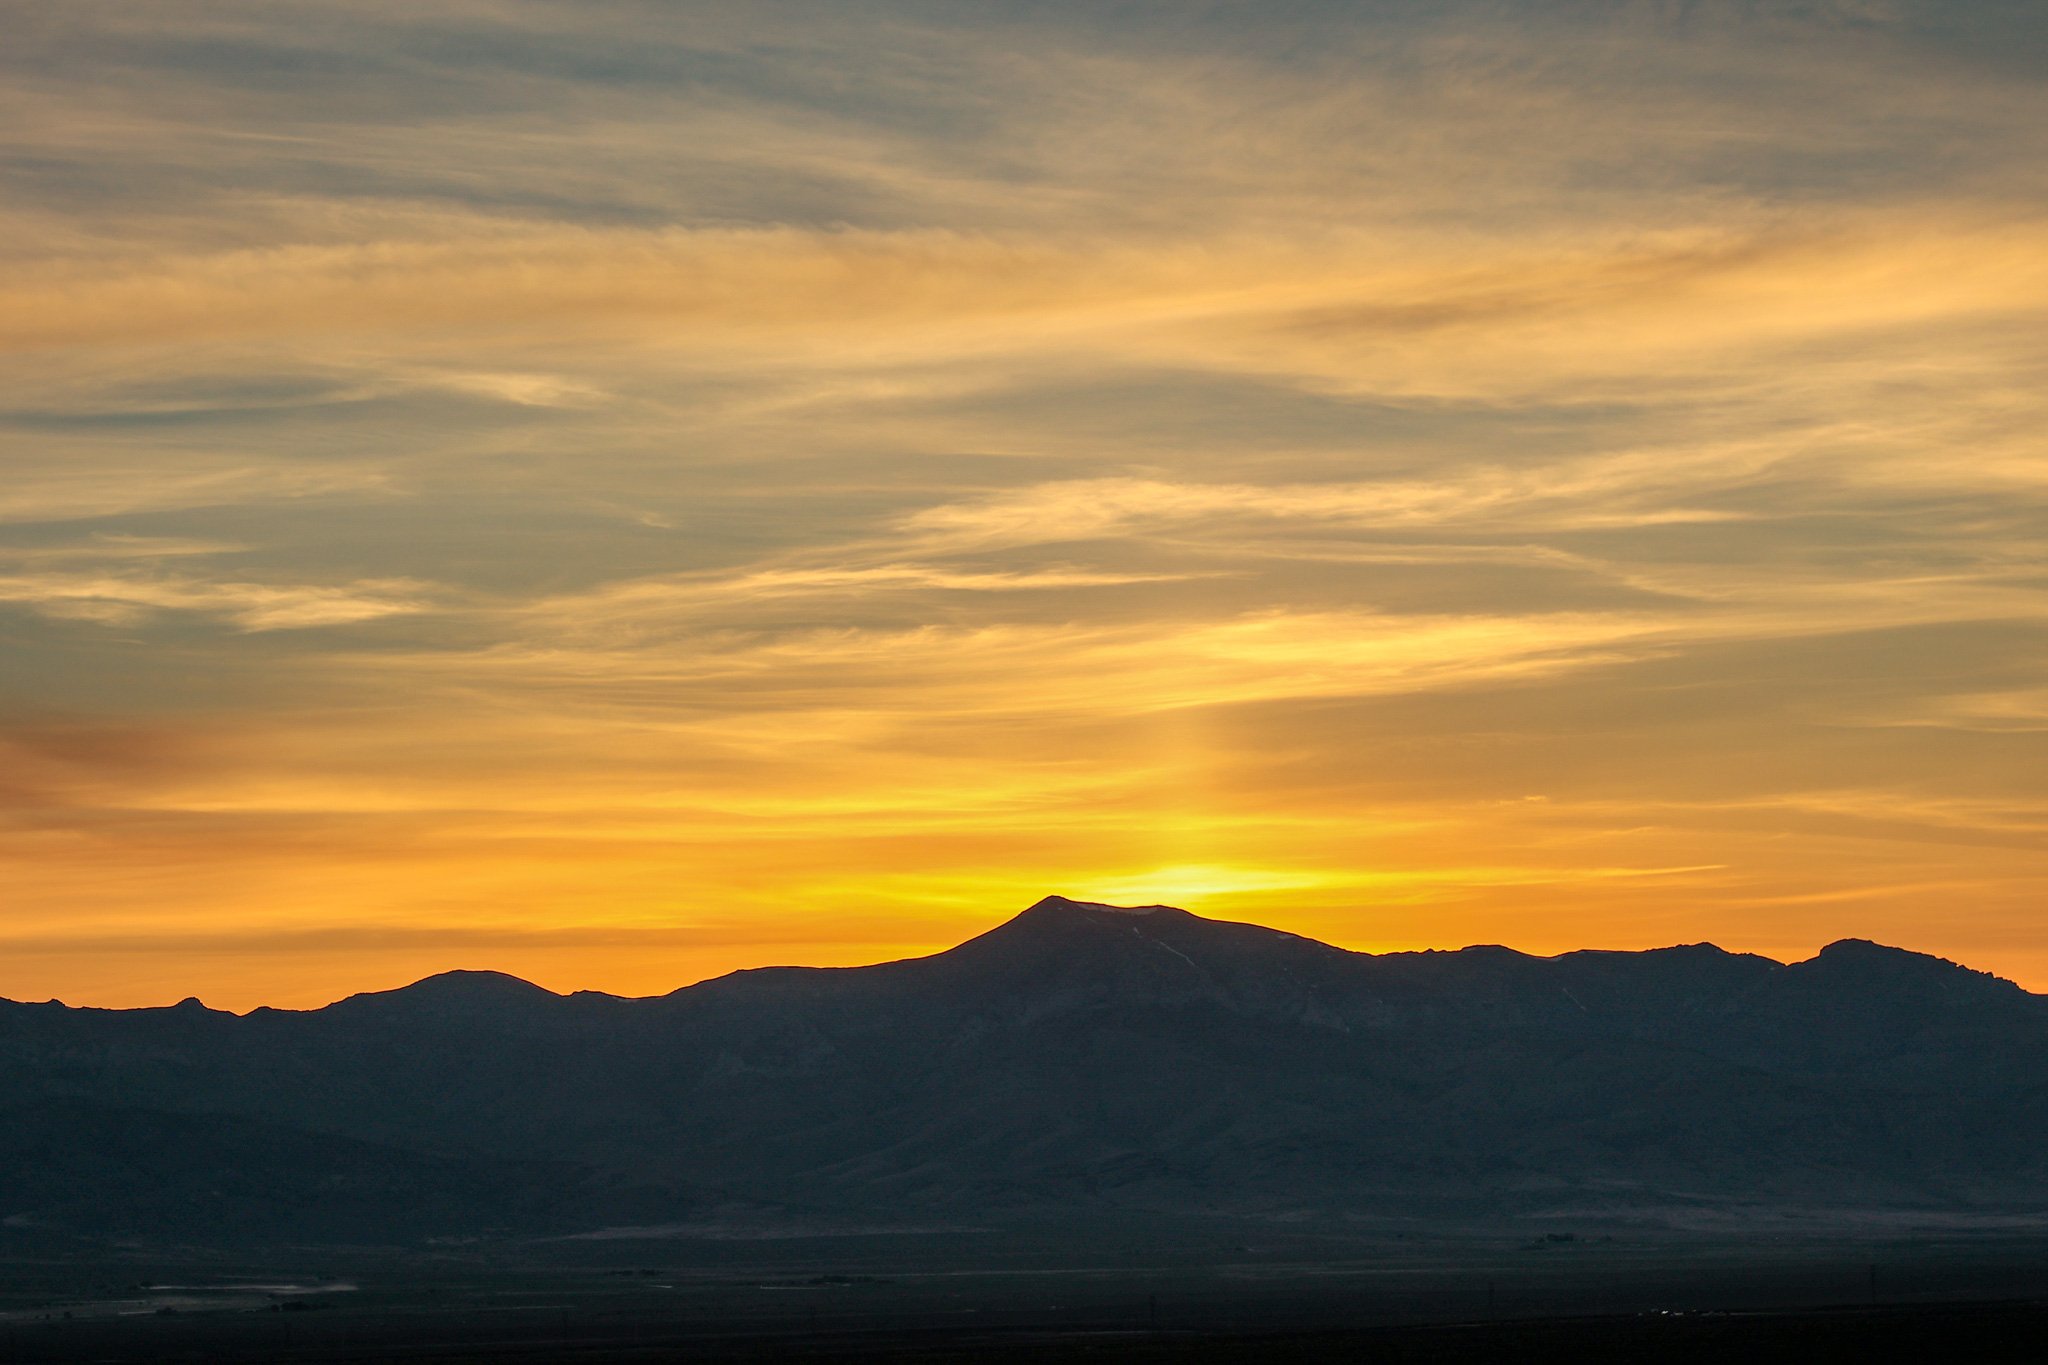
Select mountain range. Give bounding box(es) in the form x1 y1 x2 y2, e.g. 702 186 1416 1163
4 896 2044 1246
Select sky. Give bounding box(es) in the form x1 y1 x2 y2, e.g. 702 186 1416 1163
4 0 2048 1009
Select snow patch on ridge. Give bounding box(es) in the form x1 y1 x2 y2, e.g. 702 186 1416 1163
1031 894 1170 916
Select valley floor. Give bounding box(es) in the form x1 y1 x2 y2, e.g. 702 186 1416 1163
2 1220 2045 1363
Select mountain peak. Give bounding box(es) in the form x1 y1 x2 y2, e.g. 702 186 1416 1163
328 969 558 1015
985 895 1208 945
1802 939 2023 997
1817 937 1905 958
913 895 1345 1001
1815 939 1968 971
407 968 553 996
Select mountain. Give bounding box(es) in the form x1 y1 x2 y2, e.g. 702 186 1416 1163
2 896 2044 1246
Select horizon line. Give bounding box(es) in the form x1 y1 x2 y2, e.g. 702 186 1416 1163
5 895 2026 1016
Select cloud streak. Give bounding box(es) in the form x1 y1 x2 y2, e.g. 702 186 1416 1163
0 571 435 630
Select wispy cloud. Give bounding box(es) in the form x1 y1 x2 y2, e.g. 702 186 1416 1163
0 571 435 630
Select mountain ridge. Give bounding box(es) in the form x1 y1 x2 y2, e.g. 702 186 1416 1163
20 896 2024 1017
2 896 2042 1248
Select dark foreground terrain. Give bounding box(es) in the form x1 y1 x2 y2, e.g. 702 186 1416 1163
4 1301 2045 1364
4 1220 2045 1363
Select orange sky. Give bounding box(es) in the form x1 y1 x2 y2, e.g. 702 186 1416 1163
3 2 2047 1009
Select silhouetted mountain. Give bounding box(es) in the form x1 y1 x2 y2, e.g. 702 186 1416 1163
2 896 2043 1246
317 969 571 1029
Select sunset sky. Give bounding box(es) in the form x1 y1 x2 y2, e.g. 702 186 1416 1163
5 0 2048 1009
